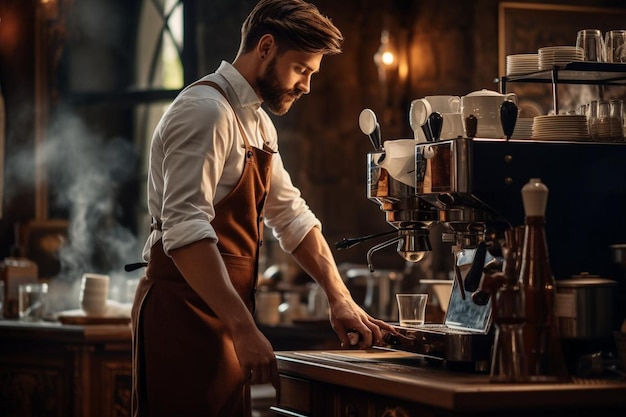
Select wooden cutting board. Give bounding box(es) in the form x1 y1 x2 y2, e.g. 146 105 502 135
56 309 130 325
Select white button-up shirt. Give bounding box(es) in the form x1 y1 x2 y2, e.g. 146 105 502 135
143 61 321 260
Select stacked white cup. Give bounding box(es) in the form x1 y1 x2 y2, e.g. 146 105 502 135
424 95 464 139
80 273 110 316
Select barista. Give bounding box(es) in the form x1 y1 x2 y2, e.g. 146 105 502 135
130 1 396 416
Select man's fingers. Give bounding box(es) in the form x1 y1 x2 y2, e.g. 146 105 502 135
347 329 360 346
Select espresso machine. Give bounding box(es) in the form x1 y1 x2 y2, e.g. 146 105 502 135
342 108 626 368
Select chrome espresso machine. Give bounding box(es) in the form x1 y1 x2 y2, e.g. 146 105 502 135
341 109 626 368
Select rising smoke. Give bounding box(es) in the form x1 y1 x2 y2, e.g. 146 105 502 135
5 108 143 308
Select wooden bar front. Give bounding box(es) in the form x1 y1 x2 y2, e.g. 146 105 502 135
0 321 132 417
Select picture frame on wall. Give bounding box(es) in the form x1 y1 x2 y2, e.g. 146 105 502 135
498 2 626 117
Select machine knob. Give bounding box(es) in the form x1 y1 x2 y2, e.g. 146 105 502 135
465 114 477 137
500 100 518 140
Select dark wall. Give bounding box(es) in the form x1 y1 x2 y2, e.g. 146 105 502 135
0 0 38 249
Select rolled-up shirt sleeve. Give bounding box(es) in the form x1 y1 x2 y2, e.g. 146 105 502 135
264 151 322 253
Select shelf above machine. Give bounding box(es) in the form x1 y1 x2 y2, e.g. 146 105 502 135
500 62 626 114
502 62 626 86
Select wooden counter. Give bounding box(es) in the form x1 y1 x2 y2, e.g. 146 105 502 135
0 320 133 417
0 319 338 417
275 350 626 417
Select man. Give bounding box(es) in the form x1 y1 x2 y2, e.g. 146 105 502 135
131 0 396 415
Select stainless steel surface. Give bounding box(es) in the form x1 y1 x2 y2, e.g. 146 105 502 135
366 152 437 270
556 275 618 338
611 244 626 266
385 323 492 364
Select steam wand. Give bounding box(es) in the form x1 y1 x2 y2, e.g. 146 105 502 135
366 235 403 272
335 228 410 250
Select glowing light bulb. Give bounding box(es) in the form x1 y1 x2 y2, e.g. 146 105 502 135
381 51 395 66
374 30 397 70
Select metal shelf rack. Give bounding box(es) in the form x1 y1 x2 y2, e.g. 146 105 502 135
499 62 626 114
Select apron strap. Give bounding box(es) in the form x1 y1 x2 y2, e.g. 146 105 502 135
193 80 257 148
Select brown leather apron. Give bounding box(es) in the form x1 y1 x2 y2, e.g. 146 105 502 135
131 81 273 417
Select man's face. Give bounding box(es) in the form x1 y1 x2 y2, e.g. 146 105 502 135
257 50 322 115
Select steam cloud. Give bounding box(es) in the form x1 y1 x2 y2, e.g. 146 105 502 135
5 109 143 308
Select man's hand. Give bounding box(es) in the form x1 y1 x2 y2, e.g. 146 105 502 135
328 296 397 349
231 326 280 389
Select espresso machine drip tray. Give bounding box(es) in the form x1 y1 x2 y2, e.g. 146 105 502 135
384 278 494 366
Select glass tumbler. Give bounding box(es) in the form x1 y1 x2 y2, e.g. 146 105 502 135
576 29 606 62
605 30 626 63
588 100 599 141
609 100 624 142
595 100 611 142
18 283 48 321
490 283 528 383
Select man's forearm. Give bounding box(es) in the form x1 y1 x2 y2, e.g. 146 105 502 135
169 238 257 333
291 227 351 305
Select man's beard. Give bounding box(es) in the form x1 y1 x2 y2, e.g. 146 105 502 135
257 57 302 115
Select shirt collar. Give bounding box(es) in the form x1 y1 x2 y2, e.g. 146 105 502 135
215 61 262 110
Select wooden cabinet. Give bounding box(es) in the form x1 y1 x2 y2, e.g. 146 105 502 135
0 321 132 417
0 321 340 417
272 376 459 417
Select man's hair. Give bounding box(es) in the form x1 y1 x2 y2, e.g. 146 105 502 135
238 0 343 56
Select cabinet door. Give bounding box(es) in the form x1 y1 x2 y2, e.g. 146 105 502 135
275 375 312 415
96 357 132 417
374 399 443 417
0 357 71 417
331 386 372 417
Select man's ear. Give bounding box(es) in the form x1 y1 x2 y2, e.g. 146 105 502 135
257 34 275 60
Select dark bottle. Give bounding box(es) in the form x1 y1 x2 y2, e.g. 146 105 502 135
518 178 569 381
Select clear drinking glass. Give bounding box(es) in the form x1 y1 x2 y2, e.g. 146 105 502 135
605 30 626 63
609 100 624 142
490 283 528 383
18 283 48 321
576 29 606 62
589 100 611 142
588 100 600 141
395 293 428 327
595 100 611 142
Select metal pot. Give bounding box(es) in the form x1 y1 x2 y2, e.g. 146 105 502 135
555 274 617 339
610 243 626 266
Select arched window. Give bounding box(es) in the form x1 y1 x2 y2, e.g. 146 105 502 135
51 0 198 264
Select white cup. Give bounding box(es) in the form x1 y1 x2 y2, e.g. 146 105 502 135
255 291 281 325
396 293 428 327
440 113 465 139
80 273 109 316
425 95 461 114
